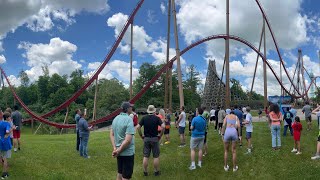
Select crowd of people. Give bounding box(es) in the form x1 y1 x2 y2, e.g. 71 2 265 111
0 105 22 179
70 101 320 180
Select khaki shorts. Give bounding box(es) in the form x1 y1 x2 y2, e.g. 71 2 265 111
190 137 204 150
0 150 11 159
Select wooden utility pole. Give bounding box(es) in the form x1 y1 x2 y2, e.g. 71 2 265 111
263 18 268 109
172 0 184 108
164 0 172 109
130 21 134 99
92 77 98 121
225 0 230 108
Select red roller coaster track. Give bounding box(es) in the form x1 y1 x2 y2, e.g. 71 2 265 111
0 0 315 128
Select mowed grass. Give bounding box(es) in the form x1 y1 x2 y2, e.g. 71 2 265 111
9 120 320 180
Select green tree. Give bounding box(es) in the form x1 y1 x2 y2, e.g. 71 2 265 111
19 70 30 87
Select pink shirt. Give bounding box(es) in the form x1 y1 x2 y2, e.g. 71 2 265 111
269 111 282 125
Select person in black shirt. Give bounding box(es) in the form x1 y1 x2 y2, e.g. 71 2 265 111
214 106 220 131
137 105 165 177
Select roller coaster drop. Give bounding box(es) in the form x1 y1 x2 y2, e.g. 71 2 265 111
0 0 318 129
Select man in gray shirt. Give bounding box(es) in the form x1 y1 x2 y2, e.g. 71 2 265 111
78 111 92 158
302 101 312 131
12 105 22 152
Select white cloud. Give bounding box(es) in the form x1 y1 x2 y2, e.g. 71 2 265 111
18 37 82 82
0 54 6 64
0 41 3 52
0 0 110 39
176 0 309 60
151 39 186 66
4 75 21 87
147 10 158 24
107 13 158 54
87 60 139 83
160 2 166 14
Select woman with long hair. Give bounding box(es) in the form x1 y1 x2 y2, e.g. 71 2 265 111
269 104 282 150
158 109 166 145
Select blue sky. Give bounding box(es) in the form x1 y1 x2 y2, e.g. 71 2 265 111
0 0 319 96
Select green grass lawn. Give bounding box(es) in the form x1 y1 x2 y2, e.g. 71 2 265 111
9 121 320 179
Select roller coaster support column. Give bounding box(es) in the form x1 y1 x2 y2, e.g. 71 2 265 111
225 0 230 108
164 0 172 109
263 18 268 109
130 21 134 99
92 77 98 121
172 0 184 108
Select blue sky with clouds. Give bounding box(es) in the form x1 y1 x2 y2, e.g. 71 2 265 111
0 0 319 96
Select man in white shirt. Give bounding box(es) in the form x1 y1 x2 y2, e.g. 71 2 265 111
209 107 216 125
176 106 186 147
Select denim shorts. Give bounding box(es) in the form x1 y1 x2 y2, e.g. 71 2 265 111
179 126 185 134
246 132 252 139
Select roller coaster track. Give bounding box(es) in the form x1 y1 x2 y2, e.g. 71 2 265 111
0 0 313 128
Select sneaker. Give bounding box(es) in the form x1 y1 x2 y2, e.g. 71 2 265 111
296 152 302 155
197 163 202 168
224 165 229 172
291 148 297 153
203 153 207 157
160 143 164 146
189 165 196 170
84 156 91 159
233 166 239 172
14 148 17 152
18 147 21 151
311 155 320 160
1 173 8 179
154 171 161 176
244 151 251 155
143 172 148 176
164 141 170 145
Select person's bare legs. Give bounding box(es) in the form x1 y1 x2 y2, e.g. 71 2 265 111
317 142 320 153
13 138 17 150
198 148 203 166
143 157 149 172
294 141 297 150
297 141 301 152
116 173 122 180
308 121 311 130
17 138 21 149
224 142 229 167
232 141 237 169
190 149 195 164
2 158 7 175
154 158 160 172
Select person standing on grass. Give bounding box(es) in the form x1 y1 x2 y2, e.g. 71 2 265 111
163 109 171 145
157 109 166 146
75 109 81 151
283 107 293 136
110 102 135 180
291 116 302 155
210 107 216 125
233 105 243 147
311 122 320 160
302 101 312 131
218 107 226 135
214 106 220 131
269 104 282 150
189 107 206 170
129 107 139 128
11 105 22 152
0 111 12 179
176 106 186 147
3 112 14 147
78 110 93 159
202 107 209 157
242 106 253 154
221 109 240 172
137 105 164 177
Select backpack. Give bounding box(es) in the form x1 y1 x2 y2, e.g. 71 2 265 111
133 114 138 126
284 112 292 124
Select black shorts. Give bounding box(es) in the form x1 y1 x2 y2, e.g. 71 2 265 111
218 123 223 128
117 155 134 179
239 125 243 136
306 116 312 122
164 129 170 135
318 135 320 142
143 138 160 158
179 126 185 134
210 116 215 121
204 132 208 143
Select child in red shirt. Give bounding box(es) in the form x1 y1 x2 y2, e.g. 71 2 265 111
291 116 302 155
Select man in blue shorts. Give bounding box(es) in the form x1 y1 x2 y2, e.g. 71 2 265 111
0 112 12 179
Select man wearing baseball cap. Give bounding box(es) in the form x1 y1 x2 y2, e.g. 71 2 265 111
137 105 165 177
110 102 135 180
